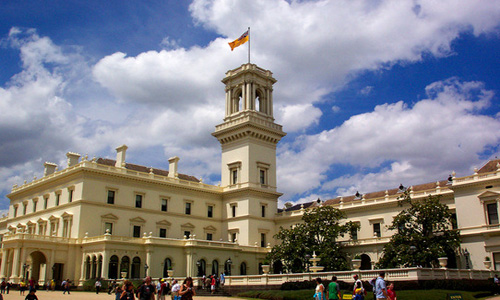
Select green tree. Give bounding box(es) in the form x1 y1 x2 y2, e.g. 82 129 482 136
268 205 358 272
377 191 460 268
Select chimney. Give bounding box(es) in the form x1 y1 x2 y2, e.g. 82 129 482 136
168 156 180 178
44 162 58 176
66 152 81 167
284 202 293 210
115 145 128 168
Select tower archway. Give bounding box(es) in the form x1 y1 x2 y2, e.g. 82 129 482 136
26 251 47 283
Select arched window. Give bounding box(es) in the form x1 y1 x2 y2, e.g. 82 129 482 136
273 260 283 274
163 258 172 277
255 89 265 113
240 262 247 275
91 256 97 279
360 254 371 270
131 257 141 279
85 256 91 279
108 255 119 279
211 260 219 276
120 256 130 278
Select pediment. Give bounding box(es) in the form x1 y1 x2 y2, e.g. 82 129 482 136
16 223 26 228
48 215 59 221
181 222 195 229
203 225 217 231
478 191 500 202
37 218 47 224
130 217 146 223
156 220 171 226
101 213 119 220
478 191 500 198
61 212 73 218
26 221 36 226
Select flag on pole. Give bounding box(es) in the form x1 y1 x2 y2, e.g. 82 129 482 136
228 30 249 51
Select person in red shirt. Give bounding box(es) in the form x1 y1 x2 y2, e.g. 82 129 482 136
387 283 397 300
210 275 216 294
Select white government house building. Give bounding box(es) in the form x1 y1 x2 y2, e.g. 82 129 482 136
1 63 500 286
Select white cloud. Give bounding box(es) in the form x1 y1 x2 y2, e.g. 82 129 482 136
360 86 374 96
278 78 500 200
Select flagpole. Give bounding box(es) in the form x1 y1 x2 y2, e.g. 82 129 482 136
248 27 251 64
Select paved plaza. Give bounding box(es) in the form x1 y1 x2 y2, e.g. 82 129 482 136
0 291 244 300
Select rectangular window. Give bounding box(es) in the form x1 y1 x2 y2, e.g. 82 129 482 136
232 169 238 185
260 170 266 184
260 233 266 247
161 199 168 212
373 223 381 237
68 189 73 203
451 213 458 229
232 205 236 218
13 206 18 218
231 232 237 243
133 225 141 238
351 228 358 240
135 194 143 208
494 253 500 271
207 205 213 218
23 204 27 215
159 228 167 238
105 222 113 234
107 190 115 204
44 197 48 209
206 233 213 241
261 205 266 218
184 231 191 238
55 193 60 206
487 203 499 225
185 202 191 215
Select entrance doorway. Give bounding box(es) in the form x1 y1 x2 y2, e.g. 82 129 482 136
26 251 47 284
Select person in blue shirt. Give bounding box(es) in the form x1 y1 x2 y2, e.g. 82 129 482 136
375 272 388 300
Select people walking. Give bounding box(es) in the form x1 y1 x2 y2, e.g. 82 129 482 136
375 272 389 300
171 279 180 300
120 280 136 300
95 278 102 294
179 277 195 300
62 278 71 294
138 276 156 300
327 275 340 300
314 277 325 300
24 289 38 300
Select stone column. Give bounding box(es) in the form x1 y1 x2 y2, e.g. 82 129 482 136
186 251 193 277
79 253 86 282
269 90 274 117
225 89 230 116
246 82 251 110
0 248 9 278
11 248 21 281
241 83 246 111
101 251 109 280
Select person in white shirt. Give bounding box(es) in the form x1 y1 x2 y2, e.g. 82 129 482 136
171 279 181 300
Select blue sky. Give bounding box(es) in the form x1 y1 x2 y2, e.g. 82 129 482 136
1 0 500 210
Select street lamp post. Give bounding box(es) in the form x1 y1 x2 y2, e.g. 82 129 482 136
409 246 417 267
225 258 232 276
463 248 470 269
144 264 149 277
22 263 27 281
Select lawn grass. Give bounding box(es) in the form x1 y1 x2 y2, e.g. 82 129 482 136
238 289 495 300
